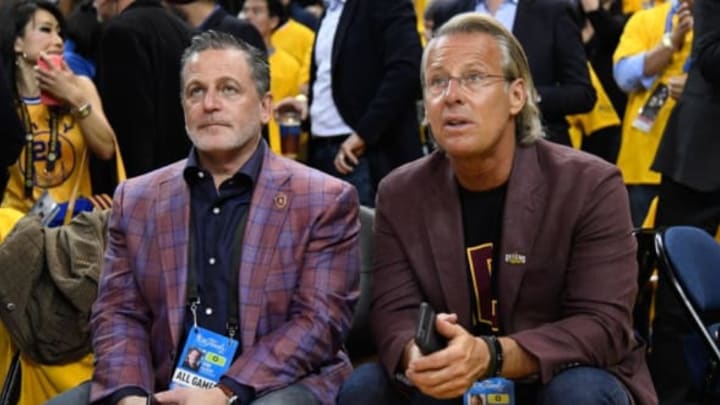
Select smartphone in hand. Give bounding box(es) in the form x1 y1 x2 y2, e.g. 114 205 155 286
36 54 63 106
415 302 447 355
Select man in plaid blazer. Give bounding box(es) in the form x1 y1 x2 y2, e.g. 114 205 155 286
88 31 360 405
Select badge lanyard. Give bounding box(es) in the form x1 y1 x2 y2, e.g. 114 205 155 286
17 101 60 198
187 210 249 339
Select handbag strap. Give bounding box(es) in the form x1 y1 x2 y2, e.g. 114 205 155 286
62 147 88 225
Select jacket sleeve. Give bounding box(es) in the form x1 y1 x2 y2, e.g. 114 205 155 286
352 0 422 147
696 0 720 85
535 3 596 118
510 169 638 383
97 24 157 177
89 181 155 403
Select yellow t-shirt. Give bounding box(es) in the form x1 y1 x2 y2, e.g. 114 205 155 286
567 63 621 150
415 0 427 44
1 101 92 214
613 1 692 185
269 48 304 155
271 19 314 89
0 210 94 405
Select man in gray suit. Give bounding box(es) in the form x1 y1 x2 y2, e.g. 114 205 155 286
339 13 656 405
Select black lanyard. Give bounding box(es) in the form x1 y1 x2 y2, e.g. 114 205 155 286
17 101 60 198
187 210 248 340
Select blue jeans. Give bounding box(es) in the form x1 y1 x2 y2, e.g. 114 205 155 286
309 136 375 207
338 363 631 405
44 381 318 405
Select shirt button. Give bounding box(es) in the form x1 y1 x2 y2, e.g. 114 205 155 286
208 257 216 265
197 171 205 179
205 307 213 316
212 207 220 215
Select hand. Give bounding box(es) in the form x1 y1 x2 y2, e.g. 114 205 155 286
668 74 687 99
580 0 600 12
334 133 365 174
117 396 150 405
670 1 693 50
34 53 84 106
154 387 228 405
406 313 491 399
274 96 308 120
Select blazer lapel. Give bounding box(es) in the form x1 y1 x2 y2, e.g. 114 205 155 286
156 165 191 350
425 156 472 326
238 151 292 350
498 143 546 331
331 0 358 68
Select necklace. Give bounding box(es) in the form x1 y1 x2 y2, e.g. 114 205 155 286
17 99 61 198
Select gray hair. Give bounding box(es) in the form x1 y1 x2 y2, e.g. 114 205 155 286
180 30 270 96
421 13 544 144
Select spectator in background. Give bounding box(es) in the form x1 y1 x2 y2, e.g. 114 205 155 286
168 0 267 54
275 0 423 207
279 0 317 30
0 56 25 202
649 0 720 402
431 0 597 147
613 0 693 227
93 0 193 177
0 0 116 214
242 0 304 155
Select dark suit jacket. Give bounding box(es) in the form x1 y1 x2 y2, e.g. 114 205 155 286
97 0 194 178
653 0 720 192
90 147 360 404
371 140 657 405
309 0 423 187
201 6 267 54
436 0 596 143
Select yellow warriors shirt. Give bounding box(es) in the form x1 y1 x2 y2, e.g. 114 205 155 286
2 99 92 213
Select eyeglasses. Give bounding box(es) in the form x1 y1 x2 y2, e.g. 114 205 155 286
425 72 508 97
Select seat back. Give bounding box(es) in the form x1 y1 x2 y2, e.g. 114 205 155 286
633 228 658 345
346 206 376 360
655 226 720 401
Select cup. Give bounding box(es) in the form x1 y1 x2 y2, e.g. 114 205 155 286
278 107 301 159
37 54 63 106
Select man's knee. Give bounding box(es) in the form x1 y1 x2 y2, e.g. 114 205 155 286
338 362 395 405
538 367 631 405
252 383 318 405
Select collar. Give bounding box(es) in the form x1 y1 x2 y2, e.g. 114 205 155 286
323 0 346 12
183 139 266 188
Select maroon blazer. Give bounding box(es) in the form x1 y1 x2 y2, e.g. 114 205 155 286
90 147 360 404
370 140 657 405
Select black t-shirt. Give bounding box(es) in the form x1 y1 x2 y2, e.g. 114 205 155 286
458 181 507 336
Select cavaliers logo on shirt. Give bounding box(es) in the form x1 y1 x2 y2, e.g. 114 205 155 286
467 243 499 332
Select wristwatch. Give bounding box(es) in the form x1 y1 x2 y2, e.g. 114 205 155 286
216 383 238 404
661 33 675 51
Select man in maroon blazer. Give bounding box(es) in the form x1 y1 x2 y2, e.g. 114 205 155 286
86 31 360 405
339 13 656 405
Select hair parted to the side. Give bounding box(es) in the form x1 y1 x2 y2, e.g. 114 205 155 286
421 13 544 145
180 30 270 96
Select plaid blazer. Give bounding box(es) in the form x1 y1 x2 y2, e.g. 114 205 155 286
89 147 360 404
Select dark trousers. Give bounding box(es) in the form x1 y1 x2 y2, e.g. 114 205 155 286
308 135 376 207
650 175 720 405
338 363 631 405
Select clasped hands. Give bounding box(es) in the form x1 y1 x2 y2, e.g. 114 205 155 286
404 313 492 399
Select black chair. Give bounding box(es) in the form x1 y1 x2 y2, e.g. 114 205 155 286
633 228 658 346
345 206 376 362
655 226 720 403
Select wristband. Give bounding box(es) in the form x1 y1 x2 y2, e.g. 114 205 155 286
480 335 503 378
216 383 239 404
72 102 92 119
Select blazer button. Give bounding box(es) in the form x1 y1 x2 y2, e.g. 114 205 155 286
5 302 16 311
